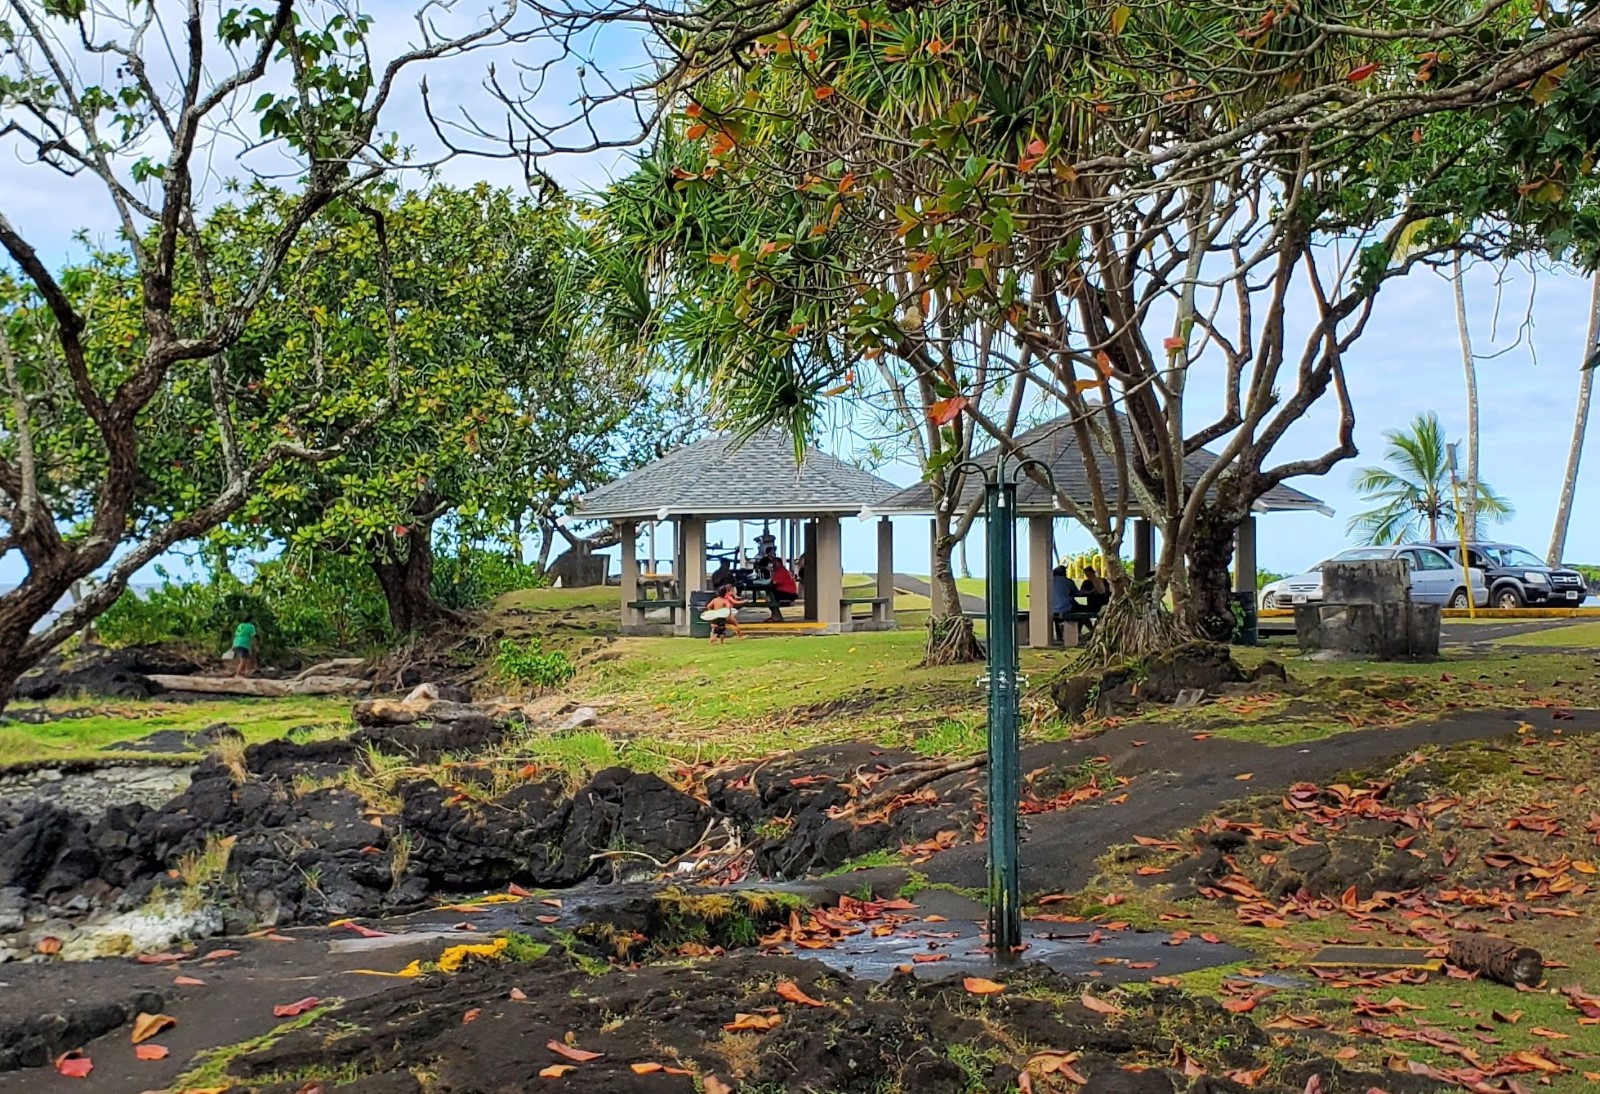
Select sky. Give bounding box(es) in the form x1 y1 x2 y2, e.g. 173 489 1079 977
4 1 1600 588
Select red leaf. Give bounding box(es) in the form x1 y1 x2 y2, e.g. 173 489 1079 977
134 1044 169 1061
776 980 827 1007
273 997 321 1018
1346 63 1380 82
547 1040 603 1063
927 396 968 425
55 1052 93 1079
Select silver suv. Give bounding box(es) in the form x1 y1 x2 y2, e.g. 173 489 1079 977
1282 546 1489 608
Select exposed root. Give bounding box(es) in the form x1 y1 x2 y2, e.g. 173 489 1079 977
922 614 983 667
1074 581 1192 668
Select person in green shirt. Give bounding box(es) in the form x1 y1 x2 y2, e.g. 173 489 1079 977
230 620 259 677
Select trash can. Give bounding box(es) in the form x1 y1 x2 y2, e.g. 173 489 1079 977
688 590 715 639
1231 589 1258 647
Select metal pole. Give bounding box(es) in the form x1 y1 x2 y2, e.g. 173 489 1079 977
1446 444 1476 619
984 468 1022 957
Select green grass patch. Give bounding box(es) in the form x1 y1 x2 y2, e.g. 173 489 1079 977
823 849 906 877
912 718 984 758
0 697 350 767
174 1002 338 1089
1496 620 1600 648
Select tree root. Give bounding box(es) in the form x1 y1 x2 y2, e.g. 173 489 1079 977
842 754 985 819
923 614 984 666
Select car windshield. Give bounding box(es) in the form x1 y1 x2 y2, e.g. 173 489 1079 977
1483 546 1546 569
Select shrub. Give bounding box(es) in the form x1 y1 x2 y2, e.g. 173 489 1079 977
492 639 576 690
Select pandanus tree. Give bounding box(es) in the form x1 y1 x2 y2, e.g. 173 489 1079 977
600 0 1600 656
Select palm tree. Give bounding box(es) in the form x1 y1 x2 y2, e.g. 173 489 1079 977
1347 412 1514 544
1548 272 1600 565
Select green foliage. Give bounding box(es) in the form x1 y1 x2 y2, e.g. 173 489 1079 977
432 549 547 612
1256 571 1287 591
1347 412 1513 544
912 718 983 758
492 639 576 690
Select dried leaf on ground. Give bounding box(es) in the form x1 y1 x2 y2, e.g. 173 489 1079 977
54 1052 92 1078
547 1040 602 1063
963 977 1006 995
775 980 826 1007
134 1044 170 1061
131 1013 176 1043
272 997 321 1018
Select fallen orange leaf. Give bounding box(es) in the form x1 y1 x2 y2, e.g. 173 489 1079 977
775 981 826 1007
963 977 1006 995
173 975 206 987
538 1065 575 1078
134 1044 169 1061
724 1013 782 1032
1079 992 1122 1015
704 1077 733 1094
54 1052 92 1079
547 1040 602 1063
131 1013 176 1044
272 997 321 1018
463 1008 481 1024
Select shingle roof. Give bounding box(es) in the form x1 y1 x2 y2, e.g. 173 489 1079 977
875 412 1332 517
573 431 904 520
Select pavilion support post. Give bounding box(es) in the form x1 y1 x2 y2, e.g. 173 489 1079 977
673 517 707 636
620 522 641 631
802 521 819 623
875 517 896 627
817 516 844 631
1027 515 1054 649
1234 515 1257 593
1133 519 1154 580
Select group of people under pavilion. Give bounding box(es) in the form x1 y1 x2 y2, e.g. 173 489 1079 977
570 418 1329 645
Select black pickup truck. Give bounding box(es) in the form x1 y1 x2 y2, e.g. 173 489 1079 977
1423 541 1589 609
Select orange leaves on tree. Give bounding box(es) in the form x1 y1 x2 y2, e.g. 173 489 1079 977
813 85 836 100
1017 137 1047 173
927 396 968 425
1346 62 1380 82
685 123 708 140
547 1040 603 1063
1162 335 1186 353
685 102 703 118
775 981 827 1007
963 977 1006 996
55 1052 93 1078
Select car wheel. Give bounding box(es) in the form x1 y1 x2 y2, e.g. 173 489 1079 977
1494 587 1523 610
1448 589 1470 609
1261 592 1277 610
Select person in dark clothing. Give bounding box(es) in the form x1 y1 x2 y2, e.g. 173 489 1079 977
1080 566 1111 612
1050 566 1083 643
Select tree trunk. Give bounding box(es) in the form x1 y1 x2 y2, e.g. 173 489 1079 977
1549 272 1600 565
1454 257 1480 540
369 519 459 635
0 553 98 712
925 520 982 665
1184 510 1239 642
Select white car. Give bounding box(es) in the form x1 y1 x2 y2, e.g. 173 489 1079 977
1282 546 1489 608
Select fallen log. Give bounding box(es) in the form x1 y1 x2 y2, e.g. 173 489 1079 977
351 697 500 726
292 657 367 682
1447 935 1543 987
147 674 370 698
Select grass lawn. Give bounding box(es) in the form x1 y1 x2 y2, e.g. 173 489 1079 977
0 697 351 766
1497 620 1600 648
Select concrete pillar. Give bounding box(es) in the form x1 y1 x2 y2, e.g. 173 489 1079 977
681 516 707 592
876 518 895 602
817 515 844 630
620 522 640 628
1234 514 1257 594
802 520 818 622
1027 515 1054 648
1133 518 1153 579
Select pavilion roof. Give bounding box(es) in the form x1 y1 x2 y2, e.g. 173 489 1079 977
874 412 1332 518
574 430 903 521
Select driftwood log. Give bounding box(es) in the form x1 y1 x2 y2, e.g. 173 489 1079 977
146 674 369 697
1447 935 1543 987
352 698 499 726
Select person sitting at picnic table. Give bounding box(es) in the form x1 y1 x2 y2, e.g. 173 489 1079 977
1049 565 1081 642
1080 566 1111 612
753 557 799 621
703 584 743 644
709 559 735 590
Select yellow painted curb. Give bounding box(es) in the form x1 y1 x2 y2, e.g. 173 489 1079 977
1259 607 1599 620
